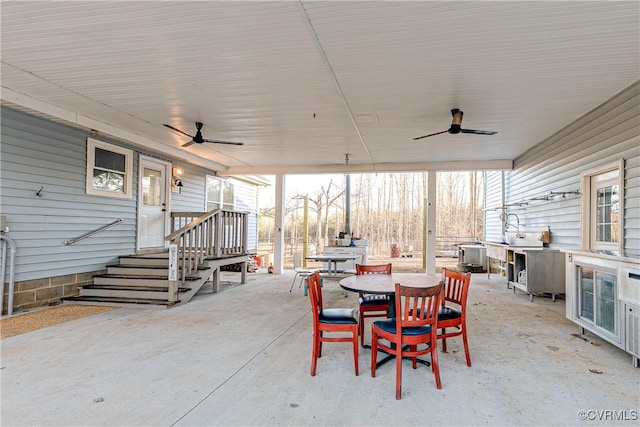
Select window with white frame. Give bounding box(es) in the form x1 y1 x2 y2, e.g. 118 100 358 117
581 160 623 254
86 138 133 198
206 175 234 211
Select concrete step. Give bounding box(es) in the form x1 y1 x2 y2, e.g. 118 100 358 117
62 295 179 308
80 284 191 300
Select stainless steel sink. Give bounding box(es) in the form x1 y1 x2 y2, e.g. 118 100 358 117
487 232 544 248
484 241 544 249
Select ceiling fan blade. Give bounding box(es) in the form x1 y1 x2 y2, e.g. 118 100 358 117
182 140 195 147
460 128 498 135
413 129 449 140
202 139 244 146
164 124 194 138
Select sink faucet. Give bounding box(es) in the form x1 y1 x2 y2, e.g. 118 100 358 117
505 213 523 238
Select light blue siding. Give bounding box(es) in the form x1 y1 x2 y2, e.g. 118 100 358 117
169 168 260 251
1 108 138 280
170 165 207 212
1 107 262 282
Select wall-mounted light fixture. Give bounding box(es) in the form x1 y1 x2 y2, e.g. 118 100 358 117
172 167 184 194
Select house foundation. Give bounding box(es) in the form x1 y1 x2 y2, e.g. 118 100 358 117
2 270 104 314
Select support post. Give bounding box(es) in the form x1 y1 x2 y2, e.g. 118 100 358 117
273 174 286 274
211 268 221 293
345 173 351 235
168 244 179 302
241 260 247 284
303 196 309 267
426 170 437 274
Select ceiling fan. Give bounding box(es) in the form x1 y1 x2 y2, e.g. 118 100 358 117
163 122 244 147
413 109 497 140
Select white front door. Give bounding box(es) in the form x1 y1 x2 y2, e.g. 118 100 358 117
138 156 170 250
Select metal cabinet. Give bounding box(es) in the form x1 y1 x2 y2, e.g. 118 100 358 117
458 245 486 272
507 249 565 301
322 246 368 271
485 243 508 278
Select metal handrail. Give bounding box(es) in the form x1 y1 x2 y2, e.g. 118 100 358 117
63 218 124 246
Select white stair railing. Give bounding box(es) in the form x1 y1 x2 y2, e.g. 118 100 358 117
166 209 248 286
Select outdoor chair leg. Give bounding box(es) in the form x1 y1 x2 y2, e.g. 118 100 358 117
289 273 300 292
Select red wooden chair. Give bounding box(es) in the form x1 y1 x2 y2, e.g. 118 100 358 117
371 281 444 399
306 271 359 376
355 263 392 347
438 268 472 367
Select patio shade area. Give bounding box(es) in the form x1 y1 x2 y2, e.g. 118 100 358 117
1 270 638 426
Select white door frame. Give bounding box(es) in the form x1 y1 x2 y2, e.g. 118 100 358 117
137 156 172 252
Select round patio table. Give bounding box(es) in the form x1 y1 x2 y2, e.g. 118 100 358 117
340 273 443 367
339 272 442 297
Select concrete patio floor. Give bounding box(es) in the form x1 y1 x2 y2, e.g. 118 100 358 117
1 270 638 426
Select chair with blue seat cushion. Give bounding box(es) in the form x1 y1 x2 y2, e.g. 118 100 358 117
371 281 444 399
355 263 392 347
306 271 359 376
438 268 472 367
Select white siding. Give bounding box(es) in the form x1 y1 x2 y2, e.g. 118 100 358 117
490 81 640 257
484 171 504 243
232 178 259 253
624 154 640 253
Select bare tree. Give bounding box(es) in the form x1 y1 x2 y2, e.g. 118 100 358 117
288 179 344 255
259 171 485 259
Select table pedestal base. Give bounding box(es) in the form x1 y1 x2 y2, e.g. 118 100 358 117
369 344 431 368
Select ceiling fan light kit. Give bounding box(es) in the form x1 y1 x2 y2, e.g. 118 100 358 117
413 108 497 140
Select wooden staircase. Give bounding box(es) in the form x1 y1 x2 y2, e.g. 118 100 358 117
64 251 250 308
63 208 251 308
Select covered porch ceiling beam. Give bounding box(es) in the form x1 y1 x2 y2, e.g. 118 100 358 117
222 159 513 176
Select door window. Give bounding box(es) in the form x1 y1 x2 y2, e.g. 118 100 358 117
142 167 162 206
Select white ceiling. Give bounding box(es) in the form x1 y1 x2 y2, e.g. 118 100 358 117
2 1 639 175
